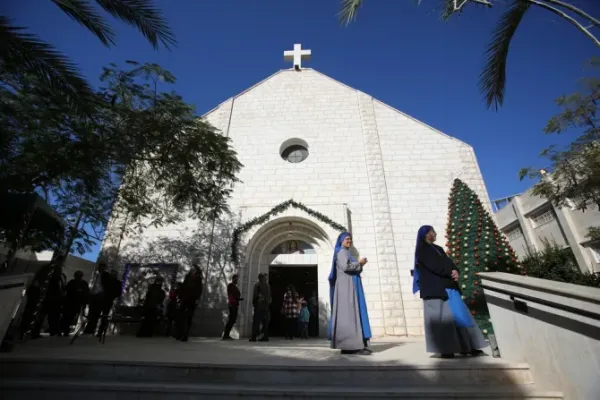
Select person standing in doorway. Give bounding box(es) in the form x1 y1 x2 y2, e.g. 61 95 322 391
281 284 300 340
307 291 318 337
177 265 203 342
222 274 243 340
328 232 372 355
413 225 487 358
298 301 310 339
249 273 271 342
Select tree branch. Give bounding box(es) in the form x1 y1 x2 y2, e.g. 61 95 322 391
526 0 600 47
465 0 493 7
543 0 600 27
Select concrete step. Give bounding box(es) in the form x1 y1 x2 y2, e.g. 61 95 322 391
1 357 535 387
0 379 564 399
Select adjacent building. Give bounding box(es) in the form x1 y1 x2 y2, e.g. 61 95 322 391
493 187 600 274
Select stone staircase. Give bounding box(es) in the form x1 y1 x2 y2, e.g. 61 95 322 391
0 337 563 399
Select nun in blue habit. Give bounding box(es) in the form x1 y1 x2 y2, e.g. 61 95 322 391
328 232 372 355
413 225 487 358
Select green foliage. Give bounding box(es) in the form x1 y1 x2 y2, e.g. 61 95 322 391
479 1 531 110
1 61 242 257
520 61 600 213
446 179 521 336
0 0 175 105
231 200 347 267
519 242 600 288
587 226 600 241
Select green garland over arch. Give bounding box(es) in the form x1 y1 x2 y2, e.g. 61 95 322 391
230 199 347 267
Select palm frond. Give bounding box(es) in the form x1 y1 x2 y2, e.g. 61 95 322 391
479 1 531 110
439 0 456 20
95 0 176 50
51 0 115 46
339 0 362 26
0 17 93 103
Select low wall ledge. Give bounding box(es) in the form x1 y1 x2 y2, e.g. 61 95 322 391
478 272 600 305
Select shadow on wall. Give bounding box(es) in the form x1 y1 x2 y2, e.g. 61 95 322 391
101 215 245 337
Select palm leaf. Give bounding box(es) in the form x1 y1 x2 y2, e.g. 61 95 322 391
479 0 531 109
439 0 456 20
0 17 93 102
51 0 115 46
95 0 176 49
339 0 362 26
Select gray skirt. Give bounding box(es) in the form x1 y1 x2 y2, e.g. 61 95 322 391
423 298 488 354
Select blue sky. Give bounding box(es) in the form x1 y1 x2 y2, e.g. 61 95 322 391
5 0 598 261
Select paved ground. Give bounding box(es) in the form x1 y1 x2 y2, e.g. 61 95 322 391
2 335 512 368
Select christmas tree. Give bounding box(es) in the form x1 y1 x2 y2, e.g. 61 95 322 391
445 179 523 336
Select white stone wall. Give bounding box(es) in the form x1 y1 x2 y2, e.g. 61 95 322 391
103 68 492 338
204 70 387 336
373 98 491 335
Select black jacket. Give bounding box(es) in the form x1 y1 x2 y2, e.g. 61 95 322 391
416 243 460 300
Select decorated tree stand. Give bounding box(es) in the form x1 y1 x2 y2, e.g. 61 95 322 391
445 179 522 336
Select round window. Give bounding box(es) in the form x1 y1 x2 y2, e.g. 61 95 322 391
281 145 309 163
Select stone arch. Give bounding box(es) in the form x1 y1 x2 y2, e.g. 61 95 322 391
238 215 337 337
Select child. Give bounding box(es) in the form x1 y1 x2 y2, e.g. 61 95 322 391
298 301 310 339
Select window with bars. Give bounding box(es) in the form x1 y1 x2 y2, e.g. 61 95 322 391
505 226 524 240
531 209 554 228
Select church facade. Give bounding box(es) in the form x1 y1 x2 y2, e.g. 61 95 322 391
102 45 492 338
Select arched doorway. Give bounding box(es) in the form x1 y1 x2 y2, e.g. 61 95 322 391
241 216 334 338
268 239 318 337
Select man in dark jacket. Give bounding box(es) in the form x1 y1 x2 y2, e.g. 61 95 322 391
137 276 166 337
176 265 203 342
61 270 89 336
222 274 243 340
85 264 121 335
250 273 271 342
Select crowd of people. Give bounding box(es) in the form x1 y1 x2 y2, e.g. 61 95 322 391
19 262 121 339
17 224 487 360
136 265 204 342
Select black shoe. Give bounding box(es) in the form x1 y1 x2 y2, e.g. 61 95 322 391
440 353 455 358
222 336 233 341
357 349 372 356
180 337 188 342
259 337 269 342
470 349 485 357
249 338 257 342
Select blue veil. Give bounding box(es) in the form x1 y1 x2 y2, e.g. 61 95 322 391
412 225 433 294
328 232 372 340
